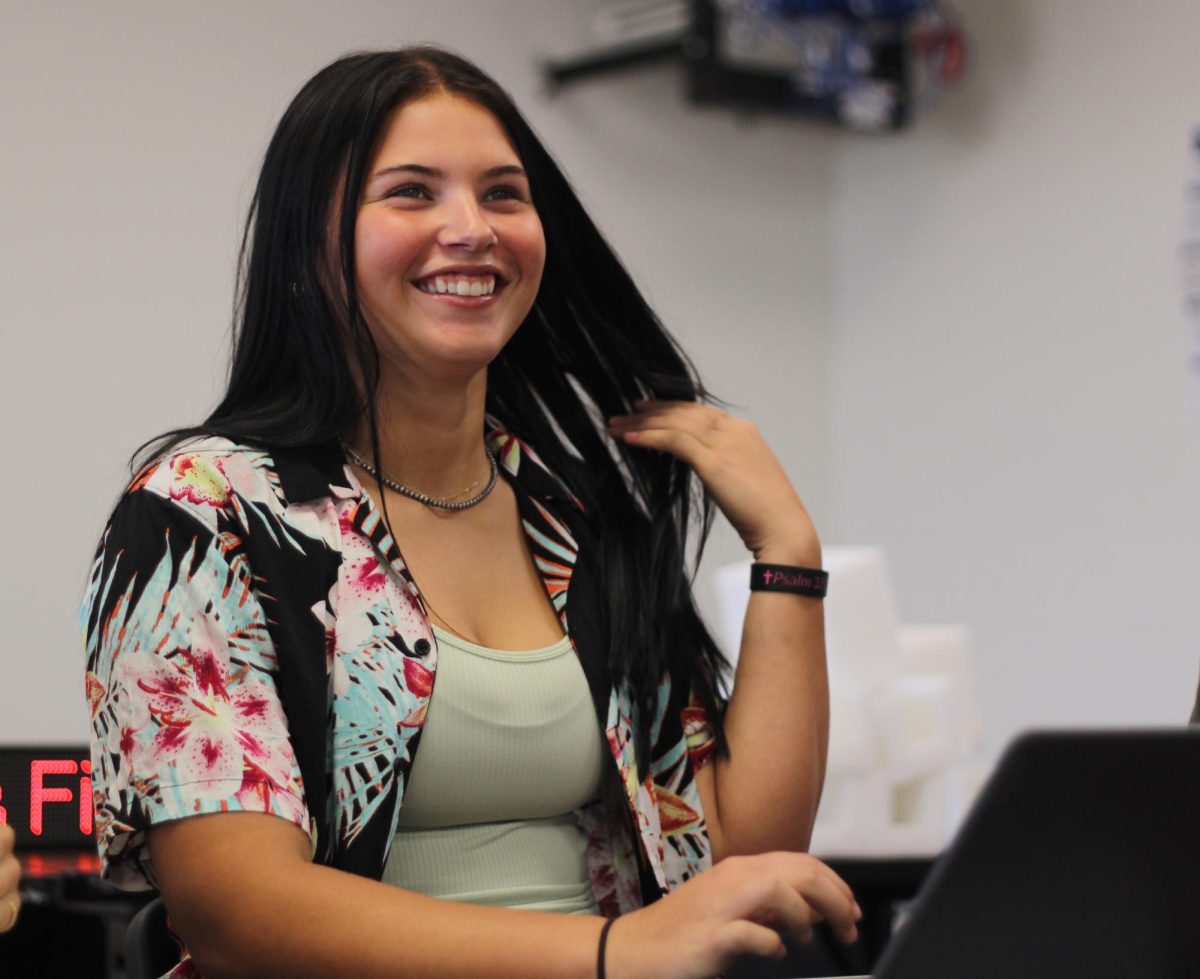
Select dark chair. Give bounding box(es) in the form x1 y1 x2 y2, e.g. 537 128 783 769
123 896 179 979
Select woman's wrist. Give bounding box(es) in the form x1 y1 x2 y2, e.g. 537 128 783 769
747 509 821 565
751 529 821 566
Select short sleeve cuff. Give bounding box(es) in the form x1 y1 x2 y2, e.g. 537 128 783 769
101 779 314 890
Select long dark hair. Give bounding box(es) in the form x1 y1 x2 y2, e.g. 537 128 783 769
141 47 728 771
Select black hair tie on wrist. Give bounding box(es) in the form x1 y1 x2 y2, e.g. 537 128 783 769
597 917 615 979
750 562 829 598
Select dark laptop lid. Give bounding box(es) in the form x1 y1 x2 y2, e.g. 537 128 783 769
872 729 1200 979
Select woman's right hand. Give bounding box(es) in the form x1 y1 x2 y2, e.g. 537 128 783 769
606 852 860 979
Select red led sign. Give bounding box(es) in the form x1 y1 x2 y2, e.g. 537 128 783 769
0 746 94 849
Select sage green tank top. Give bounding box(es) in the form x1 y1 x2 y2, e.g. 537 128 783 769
382 625 607 914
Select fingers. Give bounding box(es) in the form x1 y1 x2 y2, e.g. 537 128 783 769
714 920 788 964
607 401 733 470
752 876 819 946
0 859 16 903
0 825 20 934
725 853 860 946
608 401 724 444
607 422 710 465
614 852 860 979
0 825 17 894
783 860 860 945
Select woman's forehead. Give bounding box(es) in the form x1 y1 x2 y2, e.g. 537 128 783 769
368 93 521 172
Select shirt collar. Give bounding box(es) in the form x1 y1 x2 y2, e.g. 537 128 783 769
268 439 354 503
486 418 580 506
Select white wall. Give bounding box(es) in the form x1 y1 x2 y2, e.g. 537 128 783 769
6 0 1197 761
828 0 1200 756
0 1 835 743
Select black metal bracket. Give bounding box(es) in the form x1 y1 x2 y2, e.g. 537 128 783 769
540 34 686 94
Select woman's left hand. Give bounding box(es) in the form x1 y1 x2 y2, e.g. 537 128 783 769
608 401 819 562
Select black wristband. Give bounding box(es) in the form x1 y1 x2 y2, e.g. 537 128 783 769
597 917 615 979
750 562 829 598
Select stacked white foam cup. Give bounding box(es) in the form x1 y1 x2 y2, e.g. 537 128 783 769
710 548 989 858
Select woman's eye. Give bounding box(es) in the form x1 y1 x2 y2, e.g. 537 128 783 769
386 183 431 200
484 184 528 203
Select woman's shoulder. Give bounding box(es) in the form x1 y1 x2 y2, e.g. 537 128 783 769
106 435 351 550
127 435 349 505
124 435 282 511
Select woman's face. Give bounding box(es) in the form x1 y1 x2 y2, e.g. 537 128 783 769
352 92 546 386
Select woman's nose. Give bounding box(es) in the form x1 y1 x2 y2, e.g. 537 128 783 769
437 194 496 251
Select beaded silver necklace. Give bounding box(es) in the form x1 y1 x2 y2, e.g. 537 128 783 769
340 441 499 511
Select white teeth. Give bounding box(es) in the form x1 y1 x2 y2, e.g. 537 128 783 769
417 274 496 296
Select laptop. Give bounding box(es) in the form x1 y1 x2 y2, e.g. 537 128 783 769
831 728 1200 979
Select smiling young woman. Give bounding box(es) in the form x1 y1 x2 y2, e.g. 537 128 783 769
81 47 857 979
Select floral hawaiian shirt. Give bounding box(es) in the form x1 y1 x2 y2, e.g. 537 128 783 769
82 426 717 974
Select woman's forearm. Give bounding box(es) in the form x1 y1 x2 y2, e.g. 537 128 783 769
703 538 830 859
186 859 605 979
150 814 604 979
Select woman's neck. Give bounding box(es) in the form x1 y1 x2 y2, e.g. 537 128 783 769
348 369 492 500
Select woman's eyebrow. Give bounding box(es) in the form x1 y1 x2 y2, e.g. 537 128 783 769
482 165 527 179
370 163 527 180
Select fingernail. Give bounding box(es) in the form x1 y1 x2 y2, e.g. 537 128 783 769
853 901 862 919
